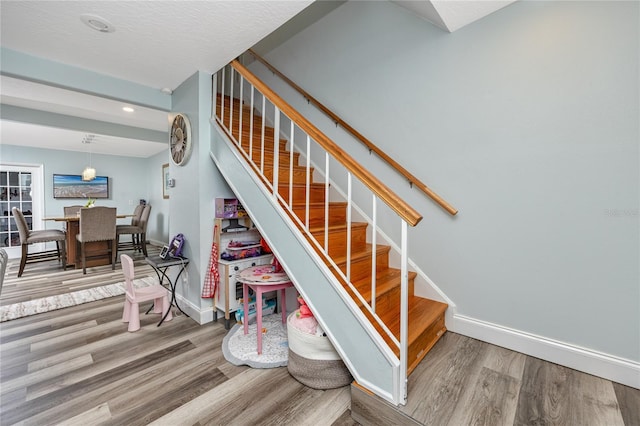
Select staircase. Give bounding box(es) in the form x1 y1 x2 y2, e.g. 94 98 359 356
215 93 448 379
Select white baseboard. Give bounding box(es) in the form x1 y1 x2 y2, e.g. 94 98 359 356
174 294 215 325
453 313 640 390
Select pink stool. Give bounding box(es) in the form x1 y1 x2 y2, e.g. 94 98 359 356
238 265 293 354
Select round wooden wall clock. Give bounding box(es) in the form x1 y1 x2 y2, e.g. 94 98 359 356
170 113 192 166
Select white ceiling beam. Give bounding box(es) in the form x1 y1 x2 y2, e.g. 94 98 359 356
1 104 167 144
0 48 171 111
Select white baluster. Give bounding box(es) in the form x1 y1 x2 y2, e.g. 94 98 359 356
289 121 295 209
260 96 266 173
220 67 226 125
324 152 330 251
346 173 352 282
238 76 244 147
249 86 254 161
212 73 217 120
229 68 234 134
371 194 377 313
305 135 311 229
273 108 280 198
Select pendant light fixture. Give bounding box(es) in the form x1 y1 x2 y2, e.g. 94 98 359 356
82 134 96 181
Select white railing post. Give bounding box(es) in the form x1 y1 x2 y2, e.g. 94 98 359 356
399 219 409 405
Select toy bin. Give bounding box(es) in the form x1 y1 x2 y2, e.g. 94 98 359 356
215 198 247 219
286 311 352 389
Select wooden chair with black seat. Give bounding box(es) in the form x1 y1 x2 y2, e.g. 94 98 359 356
76 206 117 274
116 204 151 258
11 207 67 277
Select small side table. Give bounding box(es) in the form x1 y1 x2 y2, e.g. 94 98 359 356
237 265 293 354
146 255 190 326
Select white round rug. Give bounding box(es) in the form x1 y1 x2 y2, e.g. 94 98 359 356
222 313 289 368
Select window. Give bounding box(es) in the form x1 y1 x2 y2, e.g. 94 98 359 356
0 164 44 256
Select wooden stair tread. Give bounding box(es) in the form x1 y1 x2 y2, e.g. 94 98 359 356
308 221 368 234
381 297 447 343
291 201 347 208
279 181 327 189
332 243 390 265
352 268 417 301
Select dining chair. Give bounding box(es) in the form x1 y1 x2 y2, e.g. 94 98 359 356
116 204 144 253
116 204 151 258
121 254 172 332
76 206 116 274
130 204 144 227
12 207 67 277
63 205 83 217
0 248 8 295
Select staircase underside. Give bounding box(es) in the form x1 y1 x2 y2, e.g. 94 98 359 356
212 94 448 405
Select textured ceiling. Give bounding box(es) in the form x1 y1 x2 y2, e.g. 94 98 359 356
0 0 313 157
0 0 514 158
0 1 314 90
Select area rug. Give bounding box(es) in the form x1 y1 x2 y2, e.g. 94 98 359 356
222 313 289 368
0 276 157 322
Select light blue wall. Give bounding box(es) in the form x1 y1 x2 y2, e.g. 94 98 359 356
145 150 171 245
0 143 174 245
170 71 232 318
251 1 639 362
0 144 149 219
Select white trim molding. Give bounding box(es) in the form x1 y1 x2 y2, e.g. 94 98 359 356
453 314 640 390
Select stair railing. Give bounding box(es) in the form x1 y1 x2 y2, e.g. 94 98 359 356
213 60 421 404
244 49 458 216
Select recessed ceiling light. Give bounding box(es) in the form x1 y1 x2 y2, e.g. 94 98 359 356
122 107 135 113
80 13 115 33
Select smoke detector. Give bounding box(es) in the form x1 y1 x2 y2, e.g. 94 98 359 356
80 14 115 33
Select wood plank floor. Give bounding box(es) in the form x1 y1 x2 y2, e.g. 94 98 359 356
0 248 354 425
1 248 638 425
399 331 639 426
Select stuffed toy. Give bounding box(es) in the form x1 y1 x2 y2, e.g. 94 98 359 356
291 296 319 335
297 296 314 319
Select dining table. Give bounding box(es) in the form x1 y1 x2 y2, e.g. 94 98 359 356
44 213 134 269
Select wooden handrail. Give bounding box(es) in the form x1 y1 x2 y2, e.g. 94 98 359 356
247 49 458 216
229 60 423 227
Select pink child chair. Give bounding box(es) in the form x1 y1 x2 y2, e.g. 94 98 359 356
121 254 172 332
